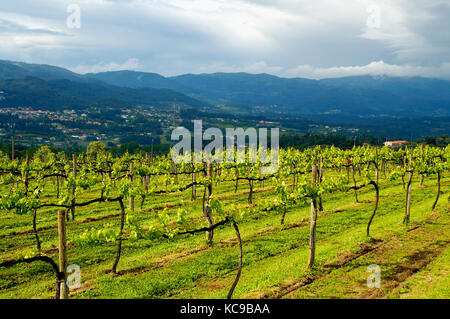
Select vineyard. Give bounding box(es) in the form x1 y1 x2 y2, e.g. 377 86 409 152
0 145 448 299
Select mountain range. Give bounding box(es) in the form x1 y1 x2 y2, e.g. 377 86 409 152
0 76 209 110
1 59 449 117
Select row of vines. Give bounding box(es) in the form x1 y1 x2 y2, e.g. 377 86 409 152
0 144 448 298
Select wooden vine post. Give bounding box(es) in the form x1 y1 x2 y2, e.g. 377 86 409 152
352 163 359 203
204 163 214 244
375 147 379 185
235 166 239 193
58 210 68 299
419 144 424 186
11 135 14 161
129 161 134 212
70 154 76 220
248 166 254 204
111 198 126 274
173 161 178 184
138 152 143 187
318 156 323 212
401 151 407 189
141 173 149 210
32 208 41 251
403 153 413 225
191 161 197 201
140 154 150 209
293 162 296 188
23 153 29 195
307 160 318 269
191 171 197 200
346 164 350 184
56 174 60 198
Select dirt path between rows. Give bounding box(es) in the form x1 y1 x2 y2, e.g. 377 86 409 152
260 239 387 298
74 190 446 297
262 212 448 299
69 218 309 296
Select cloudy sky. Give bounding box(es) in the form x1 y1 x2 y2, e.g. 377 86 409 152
1 0 449 78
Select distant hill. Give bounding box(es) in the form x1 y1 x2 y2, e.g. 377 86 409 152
1 60 450 117
319 75 450 101
85 70 188 91
0 60 90 82
0 76 209 110
88 70 450 117
170 72 321 107
168 73 450 117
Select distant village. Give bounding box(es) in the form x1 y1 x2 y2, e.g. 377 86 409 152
0 105 399 149
0 106 172 147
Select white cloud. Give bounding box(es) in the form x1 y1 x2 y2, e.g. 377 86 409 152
70 58 140 74
196 61 284 75
201 60 450 80
283 61 450 79
0 0 449 78
358 0 450 64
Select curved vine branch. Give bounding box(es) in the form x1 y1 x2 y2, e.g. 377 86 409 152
366 181 379 237
111 198 126 274
0 255 63 299
431 171 441 210
227 221 242 299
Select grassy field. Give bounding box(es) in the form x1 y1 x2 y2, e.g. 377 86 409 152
0 171 448 299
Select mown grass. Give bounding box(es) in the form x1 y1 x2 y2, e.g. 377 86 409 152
0 170 448 299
